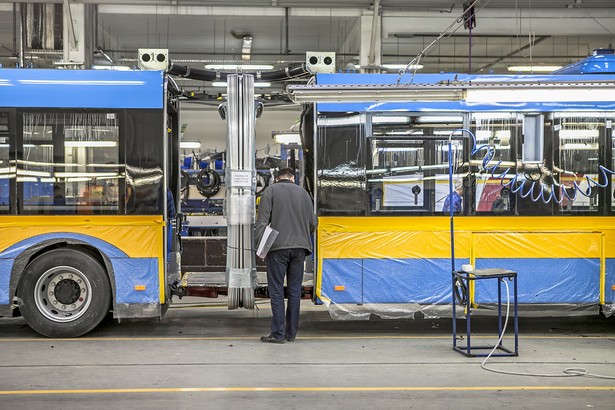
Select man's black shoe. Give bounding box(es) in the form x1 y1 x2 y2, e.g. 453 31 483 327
260 335 285 344
286 337 296 342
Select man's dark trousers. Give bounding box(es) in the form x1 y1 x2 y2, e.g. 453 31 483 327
266 248 306 340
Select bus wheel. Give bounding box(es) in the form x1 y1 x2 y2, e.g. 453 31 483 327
17 248 111 338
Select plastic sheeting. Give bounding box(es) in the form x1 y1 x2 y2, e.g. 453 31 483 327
0 217 164 315
316 216 615 319
225 195 256 225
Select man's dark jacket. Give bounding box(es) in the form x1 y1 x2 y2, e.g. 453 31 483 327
255 180 317 255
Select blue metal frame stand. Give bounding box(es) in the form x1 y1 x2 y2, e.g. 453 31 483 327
452 268 519 357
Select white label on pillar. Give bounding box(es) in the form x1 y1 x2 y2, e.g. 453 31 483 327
229 170 252 188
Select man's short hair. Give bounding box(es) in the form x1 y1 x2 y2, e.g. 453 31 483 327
276 167 295 180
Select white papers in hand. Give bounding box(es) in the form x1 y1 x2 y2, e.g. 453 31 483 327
256 225 279 259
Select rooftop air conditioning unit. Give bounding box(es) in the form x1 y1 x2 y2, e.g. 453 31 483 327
306 51 336 74
138 48 169 70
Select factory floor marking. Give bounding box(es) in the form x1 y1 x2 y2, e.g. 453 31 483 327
0 335 613 342
0 386 613 395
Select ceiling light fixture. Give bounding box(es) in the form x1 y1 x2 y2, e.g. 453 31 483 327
212 81 271 88
382 64 424 70
272 132 301 145
92 65 132 71
204 64 274 70
558 129 600 138
354 64 423 71
180 141 202 149
507 65 562 73
64 141 117 148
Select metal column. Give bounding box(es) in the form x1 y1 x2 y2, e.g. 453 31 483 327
224 74 257 309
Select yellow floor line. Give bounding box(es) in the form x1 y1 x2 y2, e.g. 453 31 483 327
0 386 613 395
0 335 613 342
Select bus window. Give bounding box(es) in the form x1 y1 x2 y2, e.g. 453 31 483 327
0 112 9 213
124 110 164 215
554 114 612 214
20 112 121 214
316 113 367 215
21 113 55 212
64 113 120 213
367 114 464 215
472 113 521 214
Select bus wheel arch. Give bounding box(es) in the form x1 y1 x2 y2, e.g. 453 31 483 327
14 245 114 338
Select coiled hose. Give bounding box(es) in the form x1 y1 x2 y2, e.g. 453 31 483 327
451 128 615 205
196 169 221 198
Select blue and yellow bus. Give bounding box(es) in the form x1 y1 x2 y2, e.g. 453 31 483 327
306 68 615 320
0 69 181 337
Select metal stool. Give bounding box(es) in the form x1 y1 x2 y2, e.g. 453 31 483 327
452 268 518 357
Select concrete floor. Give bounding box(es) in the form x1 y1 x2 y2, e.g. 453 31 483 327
0 298 614 409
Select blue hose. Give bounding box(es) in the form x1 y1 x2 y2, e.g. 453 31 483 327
449 128 615 205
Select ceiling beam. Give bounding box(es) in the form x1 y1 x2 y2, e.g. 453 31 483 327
476 36 551 72
382 9 615 36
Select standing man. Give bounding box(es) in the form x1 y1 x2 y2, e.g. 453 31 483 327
255 167 317 343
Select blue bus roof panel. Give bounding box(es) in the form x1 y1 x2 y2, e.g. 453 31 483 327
315 73 615 112
0 69 165 109
553 52 615 75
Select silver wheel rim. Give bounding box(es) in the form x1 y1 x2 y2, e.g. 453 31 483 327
34 266 93 323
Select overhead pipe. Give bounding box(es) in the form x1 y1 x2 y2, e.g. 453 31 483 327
284 7 290 55
167 61 309 83
12 3 17 57
19 3 24 67
368 0 380 68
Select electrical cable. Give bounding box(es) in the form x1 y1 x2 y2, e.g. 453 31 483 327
453 272 468 305
255 173 268 197
180 169 189 200
479 279 615 380
226 244 257 253
397 0 491 84
195 169 221 197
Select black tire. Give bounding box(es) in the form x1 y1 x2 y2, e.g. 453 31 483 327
16 248 112 338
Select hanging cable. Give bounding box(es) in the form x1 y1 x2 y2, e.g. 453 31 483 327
397 0 492 84
479 279 615 380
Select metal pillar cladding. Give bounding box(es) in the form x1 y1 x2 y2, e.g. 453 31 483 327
225 74 257 310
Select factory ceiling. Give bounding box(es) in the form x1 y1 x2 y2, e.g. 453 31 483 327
0 0 614 95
